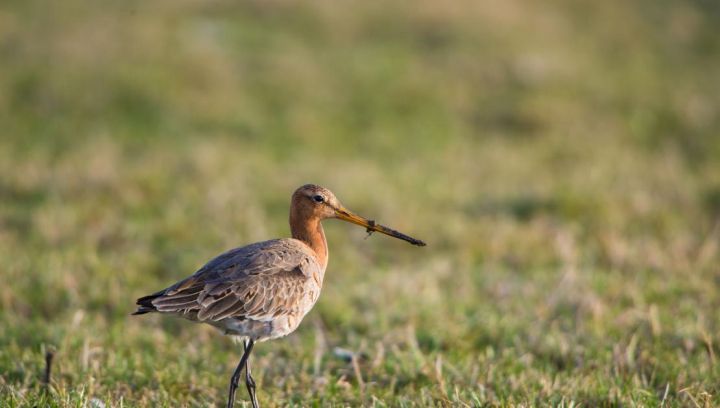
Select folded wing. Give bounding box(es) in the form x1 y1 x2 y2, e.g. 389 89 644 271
134 239 322 323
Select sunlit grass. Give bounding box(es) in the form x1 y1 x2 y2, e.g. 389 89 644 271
1 0 719 406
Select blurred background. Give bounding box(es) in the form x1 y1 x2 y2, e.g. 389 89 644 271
1 0 719 405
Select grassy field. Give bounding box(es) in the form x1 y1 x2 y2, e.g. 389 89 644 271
2 0 720 406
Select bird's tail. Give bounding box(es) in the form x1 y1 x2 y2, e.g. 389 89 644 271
131 292 163 315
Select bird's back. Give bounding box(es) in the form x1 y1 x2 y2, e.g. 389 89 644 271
134 238 325 341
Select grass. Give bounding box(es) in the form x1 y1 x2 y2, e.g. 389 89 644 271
1 0 720 406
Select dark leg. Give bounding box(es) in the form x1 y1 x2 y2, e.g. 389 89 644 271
227 339 255 408
244 340 259 408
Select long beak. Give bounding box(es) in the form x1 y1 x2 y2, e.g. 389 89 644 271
335 207 426 246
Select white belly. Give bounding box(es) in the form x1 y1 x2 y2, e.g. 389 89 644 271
213 314 304 342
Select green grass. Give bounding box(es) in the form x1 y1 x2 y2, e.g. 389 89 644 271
2 0 720 406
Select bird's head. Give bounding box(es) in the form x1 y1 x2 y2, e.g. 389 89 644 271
292 184 342 220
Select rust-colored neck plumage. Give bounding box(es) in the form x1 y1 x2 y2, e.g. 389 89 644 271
289 212 328 270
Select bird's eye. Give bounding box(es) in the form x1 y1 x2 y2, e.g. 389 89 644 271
312 195 324 203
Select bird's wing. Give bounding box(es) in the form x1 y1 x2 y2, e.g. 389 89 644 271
139 239 322 322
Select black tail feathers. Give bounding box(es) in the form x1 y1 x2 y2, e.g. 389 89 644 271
131 293 161 315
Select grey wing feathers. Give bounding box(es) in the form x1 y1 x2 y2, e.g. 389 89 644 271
135 239 321 322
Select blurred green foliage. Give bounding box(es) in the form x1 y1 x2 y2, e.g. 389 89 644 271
1 0 719 406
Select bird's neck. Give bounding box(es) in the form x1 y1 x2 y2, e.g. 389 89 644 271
290 215 328 270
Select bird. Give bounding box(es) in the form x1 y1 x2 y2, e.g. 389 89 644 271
132 184 426 408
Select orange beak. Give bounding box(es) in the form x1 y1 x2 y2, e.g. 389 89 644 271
334 207 426 246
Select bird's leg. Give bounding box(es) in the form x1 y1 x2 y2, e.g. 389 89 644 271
227 339 255 408
244 339 259 408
